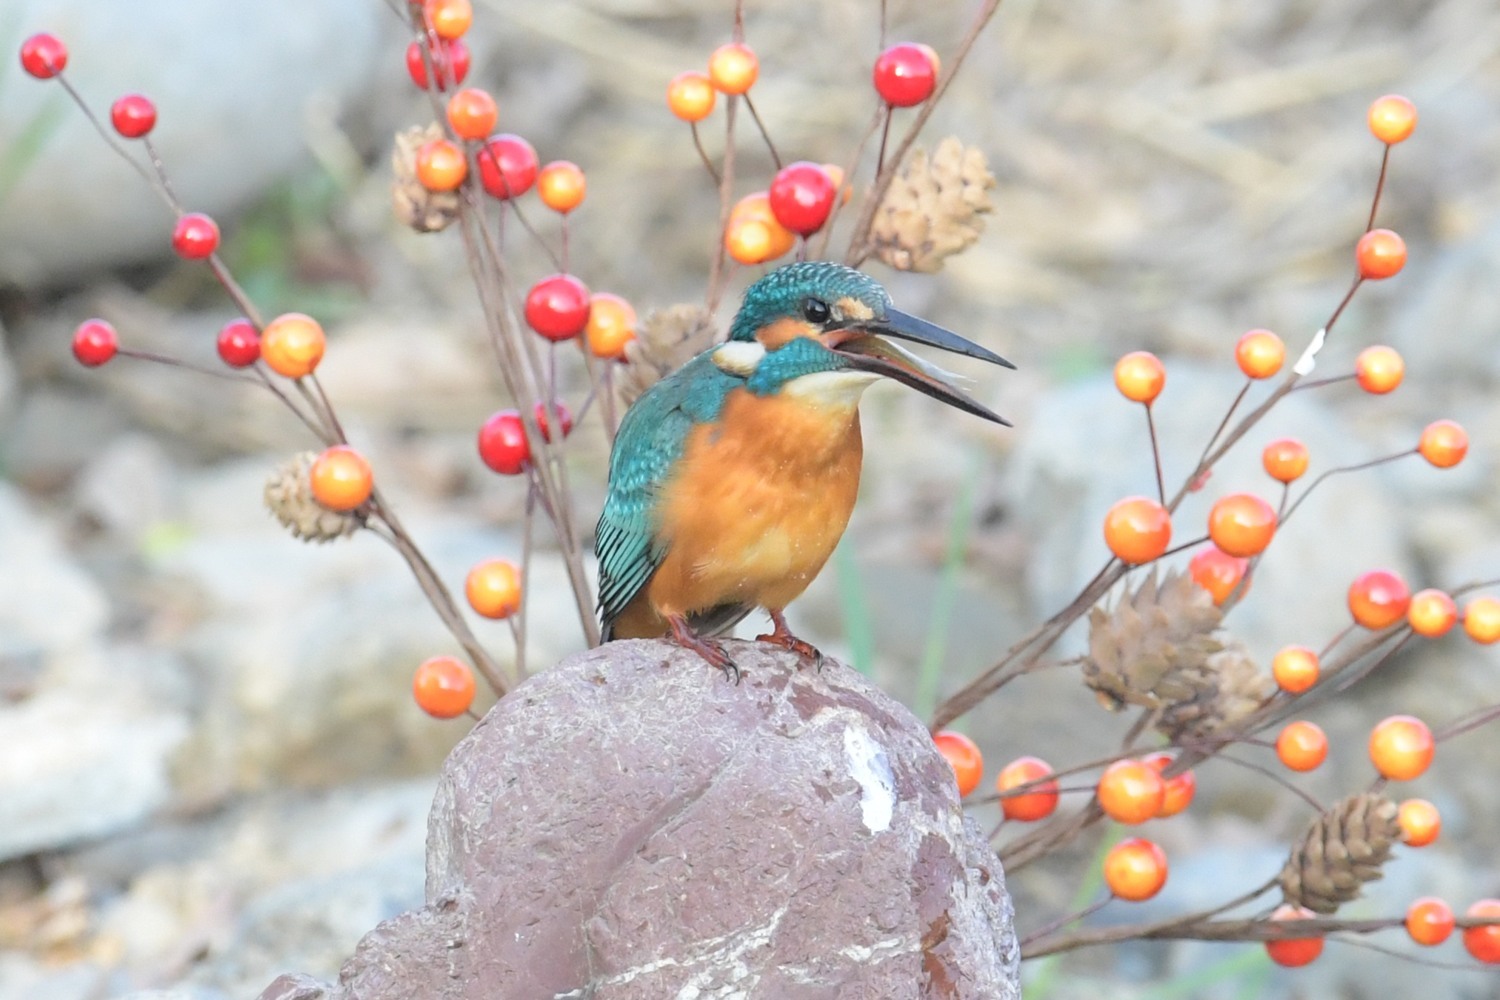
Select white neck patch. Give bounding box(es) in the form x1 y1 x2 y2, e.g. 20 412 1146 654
711 340 766 376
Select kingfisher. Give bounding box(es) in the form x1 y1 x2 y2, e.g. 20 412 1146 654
595 261 1012 679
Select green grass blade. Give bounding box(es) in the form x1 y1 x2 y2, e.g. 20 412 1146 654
0 93 66 210
833 540 875 676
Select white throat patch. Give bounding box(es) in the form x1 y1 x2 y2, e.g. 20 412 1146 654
781 369 881 408
711 341 766 376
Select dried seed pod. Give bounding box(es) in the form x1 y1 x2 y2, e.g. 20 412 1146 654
869 136 995 273
392 123 460 233
1280 793 1401 914
265 451 360 543
617 304 719 408
1155 642 1274 743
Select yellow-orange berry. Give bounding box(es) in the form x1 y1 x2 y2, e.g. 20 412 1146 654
537 161 586 213
465 559 522 620
1113 351 1165 404
1271 645 1320 694
415 138 468 192
1348 568 1411 630
584 292 637 361
1357 228 1406 280
412 655 476 718
1355 345 1404 394
996 756 1059 822
1407 589 1457 638
1405 897 1454 946
1464 596 1500 644
1276 721 1327 772
1265 905 1324 967
1368 714 1434 781
1418 419 1467 468
1207 493 1277 558
1102 497 1172 565
1397 798 1441 847
1462 899 1500 963
1188 546 1249 606
1235 329 1284 379
1096 759 1165 825
309 445 373 512
1262 438 1309 483
707 42 758 94
424 0 472 40
260 312 326 378
1104 837 1168 902
1142 752 1195 818
726 192 796 264
446 87 498 141
1368 94 1417 145
667 71 716 122
933 730 983 798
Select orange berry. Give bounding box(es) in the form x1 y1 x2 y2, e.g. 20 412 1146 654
1207 493 1277 558
415 138 468 192
933 730 983 798
309 445 373 512
1407 589 1457 638
260 312 326 378
446 87 498 141
707 42 758 95
1463 596 1500 644
1113 351 1165 404
1462 899 1500 963
1354 345 1404 394
1142 752 1195 817
1369 714 1434 781
725 192 796 264
1188 546 1249 606
424 0 472 40
820 163 853 206
464 558 522 620
1102 497 1172 565
1368 94 1417 145
1262 437 1309 483
1235 329 1284 379
1276 721 1328 772
666 71 716 122
1404 896 1454 946
1356 228 1406 280
1265 905 1324 967
1271 645 1320 694
1347 568 1411 630
412 655 476 719
537 161 586 214
584 292 637 360
996 756 1059 822
1397 798 1441 847
1418 419 1467 468
1096 759 1165 825
1104 837 1168 902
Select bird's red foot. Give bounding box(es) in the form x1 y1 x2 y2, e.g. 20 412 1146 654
756 609 824 671
667 614 740 683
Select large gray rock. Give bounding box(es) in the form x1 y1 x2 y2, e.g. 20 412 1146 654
258 641 1020 999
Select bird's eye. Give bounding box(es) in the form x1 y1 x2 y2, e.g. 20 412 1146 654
802 297 832 324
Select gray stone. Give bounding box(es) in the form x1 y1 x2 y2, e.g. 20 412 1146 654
0 0 394 286
0 481 109 651
73 432 180 542
258 641 1020 999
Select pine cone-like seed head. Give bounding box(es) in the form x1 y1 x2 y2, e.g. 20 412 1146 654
617 304 720 408
1279 792 1401 915
869 136 995 273
392 123 460 233
265 451 360 543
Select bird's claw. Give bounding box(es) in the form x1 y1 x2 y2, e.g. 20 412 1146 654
755 629 824 671
668 616 742 684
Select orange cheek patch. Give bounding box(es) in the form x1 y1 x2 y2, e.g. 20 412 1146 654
755 317 817 350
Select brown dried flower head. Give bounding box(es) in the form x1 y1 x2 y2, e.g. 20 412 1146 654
392 123 460 233
265 451 360 543
870 136 995 273
616 304 720 408
1280 793 1401 915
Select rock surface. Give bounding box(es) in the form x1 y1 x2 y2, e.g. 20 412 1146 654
257 640 1020 1000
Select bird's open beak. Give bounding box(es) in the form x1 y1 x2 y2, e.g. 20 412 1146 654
828 309 1013 425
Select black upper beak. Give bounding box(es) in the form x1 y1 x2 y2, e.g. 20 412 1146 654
873 308 1016 370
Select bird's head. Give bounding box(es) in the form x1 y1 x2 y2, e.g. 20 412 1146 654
715 261 1013 424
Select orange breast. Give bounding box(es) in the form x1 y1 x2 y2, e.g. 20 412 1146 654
637 385 864 630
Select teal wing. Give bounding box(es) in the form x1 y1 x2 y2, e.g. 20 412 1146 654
596 353 739 639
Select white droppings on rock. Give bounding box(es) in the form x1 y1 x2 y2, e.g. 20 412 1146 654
843 722 895 834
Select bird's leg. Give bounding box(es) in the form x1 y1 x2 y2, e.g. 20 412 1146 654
667 614 740 684
755 608 824 670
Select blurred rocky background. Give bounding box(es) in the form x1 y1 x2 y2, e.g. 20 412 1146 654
2 0 1499 997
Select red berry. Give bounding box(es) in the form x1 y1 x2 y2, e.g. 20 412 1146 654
996 756 1059 822
932 730 983 798
1463 899 1500 963
477 409 530 475
533 400 574 442
19 33 67 79
172 213 220 260
872 42 938 107
477 133 539 200
1265 905 1324 967
216 318 261 368
767 161 837 236
110 94 157 139
412 655 475 719
524 274 591 341
72 319 118 367
405 38 470 91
